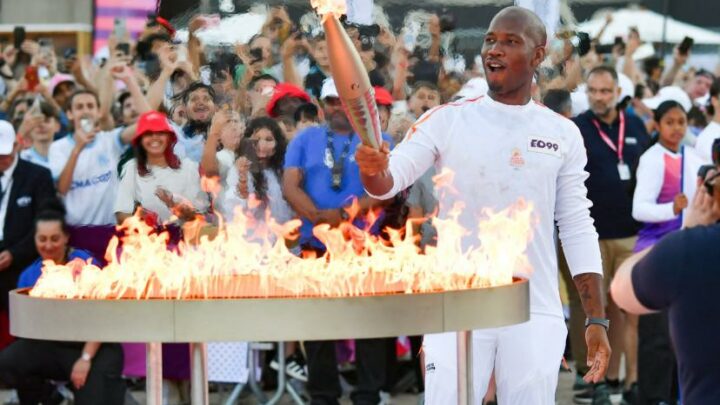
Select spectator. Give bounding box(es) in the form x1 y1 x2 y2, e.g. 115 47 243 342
177 82 217 162
293 102 321 133
200 109 244 216
685 69 715 104
610 152 720 405
304 34 330 99
266 82 312 138
571 65 649 404
407 81 441 120
0 120 55 349
374 86 394 132
48 65 148 260
17 101 60 168
696 79 720 163
115 111 208 225
282 76 394 404
0 199 124 405
224 117 293 225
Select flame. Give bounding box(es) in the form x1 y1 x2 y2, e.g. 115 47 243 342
29 194 535 300
310 0 347 19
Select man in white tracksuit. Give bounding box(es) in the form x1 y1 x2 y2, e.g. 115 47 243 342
355 7 611 404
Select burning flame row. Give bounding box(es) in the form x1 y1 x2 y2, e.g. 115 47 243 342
30 199 534 300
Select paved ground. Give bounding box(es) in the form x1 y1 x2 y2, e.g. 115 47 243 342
0 364 601 404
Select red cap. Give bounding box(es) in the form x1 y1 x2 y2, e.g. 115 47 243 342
266 83 312 118
133 111 176 145
155 16 176 38
374 86 394 106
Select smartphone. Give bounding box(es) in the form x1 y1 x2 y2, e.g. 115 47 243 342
113 18 127 39
13 26 26 50
249 48 263 63
116 43 131 56
25 65 39 91
678 36 694 55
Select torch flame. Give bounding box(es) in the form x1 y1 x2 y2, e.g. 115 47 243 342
310 0 347 19
29 193 535 300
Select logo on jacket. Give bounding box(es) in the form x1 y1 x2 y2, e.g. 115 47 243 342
527 136 562 157
509 148 525 169
425 363 436 373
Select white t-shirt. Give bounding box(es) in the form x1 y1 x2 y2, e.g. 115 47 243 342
632 144 703 223
49 129 126 226
695 121 720 163
115 158 209 223
223 166 294 225
369 95 603 318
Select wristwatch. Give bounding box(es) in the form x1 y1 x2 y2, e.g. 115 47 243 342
80 352 92 362
585 317 610 331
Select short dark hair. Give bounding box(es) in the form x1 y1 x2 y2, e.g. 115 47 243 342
587 65 618 83
248 74 278 91
180 82 216 105
294 103 319 124
66 89 100 112
653 100 686 122
410 81 440 97
542 89 572 115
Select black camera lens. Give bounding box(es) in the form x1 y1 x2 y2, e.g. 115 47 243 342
360 36 374 51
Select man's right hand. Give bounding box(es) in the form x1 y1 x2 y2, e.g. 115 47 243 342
355 142 391 177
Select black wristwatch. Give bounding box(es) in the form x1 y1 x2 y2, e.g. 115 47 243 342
585 317 610 331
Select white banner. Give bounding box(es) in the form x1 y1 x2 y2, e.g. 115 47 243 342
346 0 374 25
515 0 560 40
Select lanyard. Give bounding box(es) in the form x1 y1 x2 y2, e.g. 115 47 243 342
592 112 625 163
325 130 353 190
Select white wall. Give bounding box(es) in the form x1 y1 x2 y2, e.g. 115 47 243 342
0 0 93 25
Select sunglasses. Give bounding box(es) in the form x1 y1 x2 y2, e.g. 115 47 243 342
704 170 720 195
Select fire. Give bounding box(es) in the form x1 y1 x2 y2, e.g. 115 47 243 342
310 0 347 19
29 197 534 300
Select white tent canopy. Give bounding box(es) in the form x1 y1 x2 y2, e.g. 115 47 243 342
577 7 720 45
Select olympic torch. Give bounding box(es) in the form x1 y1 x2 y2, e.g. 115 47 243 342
311 0 383 149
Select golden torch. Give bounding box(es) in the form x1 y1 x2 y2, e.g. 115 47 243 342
311 0 383 149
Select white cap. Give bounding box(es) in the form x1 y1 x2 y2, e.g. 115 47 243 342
0 120 16 155
642 86 692 112
454 77 489 100
320 78 339 100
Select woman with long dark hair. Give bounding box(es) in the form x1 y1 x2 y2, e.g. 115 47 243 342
223 117 293 224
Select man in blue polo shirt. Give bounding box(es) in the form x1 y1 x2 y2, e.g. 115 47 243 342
282 78 393 405
572 65 650 404
611 152 720 405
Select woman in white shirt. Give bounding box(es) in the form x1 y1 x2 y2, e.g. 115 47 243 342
224 117 294 225
114 110 208 225
633 100 690 252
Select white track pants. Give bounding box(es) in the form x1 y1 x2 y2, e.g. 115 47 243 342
423 313 567 405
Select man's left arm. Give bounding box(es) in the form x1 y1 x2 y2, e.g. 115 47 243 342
555 126 610 383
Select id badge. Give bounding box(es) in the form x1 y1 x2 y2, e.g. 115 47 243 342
618 163 631 181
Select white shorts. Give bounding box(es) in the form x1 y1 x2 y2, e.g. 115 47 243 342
423 313 567 405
